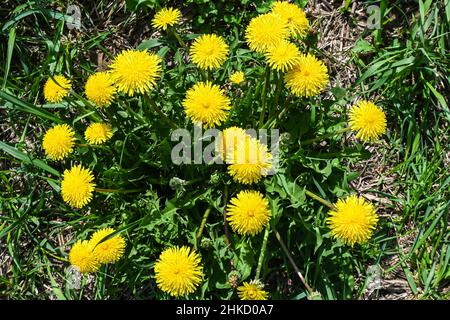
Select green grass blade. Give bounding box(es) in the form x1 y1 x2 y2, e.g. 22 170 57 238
424 81 450 117
0 141 60 177
0 90 63 123
2 27 16 90
1 9 41 32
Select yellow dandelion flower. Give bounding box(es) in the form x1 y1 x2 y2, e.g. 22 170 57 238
215 126 248 161
230 71 245 85
237 280 269 300
227 190 271 236
271 1 309 39
43 75 71 103
69 240 100 273
154 246 204 297
190 34 229 70
90 228 126 264
285 53 329 98
152 7 182 30
349 100 387 142
182 81 231 128
327 195 379 246
245 13 289 53
265 40 301 72
84 123 113 145
61 164 96 209
110 49 162 96
227 137 272 185
85 72 117 107
42 124 75 161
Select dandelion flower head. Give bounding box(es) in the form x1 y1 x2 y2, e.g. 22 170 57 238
327 195 379 246
227 190 271 236
69 240 100 273
230 71 245 85
227 137 272 185
215 126 248 161
42 124 75 161
61 164 96 209
154 246 204 297
237 280 269 300
190 34 229 70
285 53 329 98
43 75 71 103
265 40 301 72
271 1 309 39
90 228 126 264
182 81 231 128
245 13 290 53
84 123 113 145
349 100 387 142
85 72 117 107
110 49 162 96
152 7 182 30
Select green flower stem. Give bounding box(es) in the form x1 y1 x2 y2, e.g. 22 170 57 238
304 189 334 209
67 99 99 123
185 177 206 185
255 224 271 280
261 96 291 129
143 94 178 129
40 247 68 262
77 143 107 149
261 114 277 130
94 188 142 194
270 71 283 119
200 69 211 82
122 102 146 125
168 26 186 48
223 185 232 248
301 127 352 146
77 143 114 154
258 65 271 126
274 228 314 294
195 206 212 242
70 91 103 122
